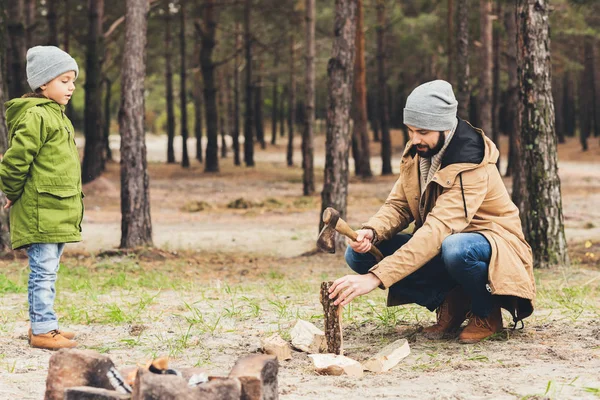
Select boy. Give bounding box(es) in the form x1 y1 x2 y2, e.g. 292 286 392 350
0 46 83 350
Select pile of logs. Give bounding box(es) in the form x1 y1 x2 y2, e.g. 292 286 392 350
44 350 278 400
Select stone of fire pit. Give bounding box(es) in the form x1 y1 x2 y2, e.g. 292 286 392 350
45 349 117 400
64 386 131 400
229 354 279 400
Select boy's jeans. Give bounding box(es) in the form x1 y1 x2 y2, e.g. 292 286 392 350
27 243 65 335
345 233 493 317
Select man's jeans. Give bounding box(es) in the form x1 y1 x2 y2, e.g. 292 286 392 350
345 233 493 317
27 243 65 334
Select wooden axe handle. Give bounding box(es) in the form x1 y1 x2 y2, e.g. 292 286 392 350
334 218 385 262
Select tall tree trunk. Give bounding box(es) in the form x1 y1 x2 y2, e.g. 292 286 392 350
0 4 12 253
7 0 27 99
367 91 380 142
119 0 152 248
233 23 241 165
25 0 36 48
165 0 176 163
593 39 600 140
552 74 565 144
279 85 286 138
103 78 113 162
271 48 279 145
226 65 234 158
479 0 493 139
352 0 371 178
198 0 219 172
243 0 254 167
376 0 392 175
579 48 590 152
193 65 203 162
47 0 59 46
63 0 74 119
447 0 454 84
303 0 316 195
319 0 357 249
563 72 576 138
82 0 105 184
218 67 228 158
513 0 568 269
504 2 519 177
287 34 296 167
254 59 265 149
456 0 470 119
492 0 501 170
179 2 190 168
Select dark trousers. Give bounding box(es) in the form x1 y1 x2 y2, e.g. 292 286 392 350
345 233 493 317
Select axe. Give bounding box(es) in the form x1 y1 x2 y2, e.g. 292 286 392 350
317 207 384 262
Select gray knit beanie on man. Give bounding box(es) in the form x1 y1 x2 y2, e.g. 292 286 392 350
26 46 79 91
403 80 458 131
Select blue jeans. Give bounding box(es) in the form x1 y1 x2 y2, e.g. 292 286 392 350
345 233 493 317
27 243 65 334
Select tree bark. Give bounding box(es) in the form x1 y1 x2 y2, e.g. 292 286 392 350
492 0 501 170
456 0 470 119
376 0 392 176
447 0 454 84
25 0 36 48
165 0 176 163
103 78 112 162
287 34 296 167
367 91 380 142
279 85 286 138
119 0 152 249
254 59 266 149
233 23 241 165
193 63 203 162
7 0 28 99
513 0 568 269
243 0 254 167
319 0 357 249
352 0 371 178
303 0 316 195
479 0 493 139
504 2 519 177
271 49 279 145
47 0 59 46
218 67 229 158
320 282 343 355
593 39 600 140
198 0 219 172
82 0 105 184
179 2 190 168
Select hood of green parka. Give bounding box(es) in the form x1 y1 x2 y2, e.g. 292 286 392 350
4 97 58 132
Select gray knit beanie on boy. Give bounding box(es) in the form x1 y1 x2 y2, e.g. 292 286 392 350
26 46 79 91
403 80 458 131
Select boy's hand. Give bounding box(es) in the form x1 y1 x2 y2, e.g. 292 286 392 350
3 199 12 209
328 273 381 306
346 229 373 253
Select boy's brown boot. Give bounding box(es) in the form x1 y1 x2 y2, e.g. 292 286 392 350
28 328 75 343
459 307 503 344
30 330 77 350
423 286 470 339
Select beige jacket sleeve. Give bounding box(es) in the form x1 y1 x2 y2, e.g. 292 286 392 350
369 166 488 288
362 176 413 243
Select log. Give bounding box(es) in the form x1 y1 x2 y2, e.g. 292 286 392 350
308 354 363 378
320 281 343 355
261 334 292 361
64 387 131 400
363 338 410 373
290 319 326 353
228 354 279 400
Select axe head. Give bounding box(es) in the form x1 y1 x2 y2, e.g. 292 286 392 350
316 208 340 254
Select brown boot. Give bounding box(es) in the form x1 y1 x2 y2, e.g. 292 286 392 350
30 330 78 350
28 328 76 343
459 307 503 344
422 286 469 339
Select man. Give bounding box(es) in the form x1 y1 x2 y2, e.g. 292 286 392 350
329 80 535 343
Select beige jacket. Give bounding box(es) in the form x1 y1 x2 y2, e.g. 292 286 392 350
364 119 535 323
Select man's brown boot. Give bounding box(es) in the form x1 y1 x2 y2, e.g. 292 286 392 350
459 307 503 344
422 286 469 339
30 330 78 350
28 328 75 343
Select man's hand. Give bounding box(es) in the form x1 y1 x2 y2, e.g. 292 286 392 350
3 199 12 209
347 229 374 253
328 273 382 306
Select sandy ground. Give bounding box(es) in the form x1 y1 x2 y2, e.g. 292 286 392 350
0 131 599 399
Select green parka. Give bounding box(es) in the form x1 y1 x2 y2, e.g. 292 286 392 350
0 96 83 249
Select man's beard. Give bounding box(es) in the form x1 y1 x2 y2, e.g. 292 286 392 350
414 131 445 158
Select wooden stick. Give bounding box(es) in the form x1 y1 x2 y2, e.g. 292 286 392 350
320 281 343 355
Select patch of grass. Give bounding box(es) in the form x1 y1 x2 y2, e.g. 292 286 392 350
0 273 27 293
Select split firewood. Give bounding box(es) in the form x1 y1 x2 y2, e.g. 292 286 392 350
308 354 363 378
290 319 326 353
363 338 411 373
228 354 279 400
261 334 292 361
320 281 343 355
64 387 131 400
